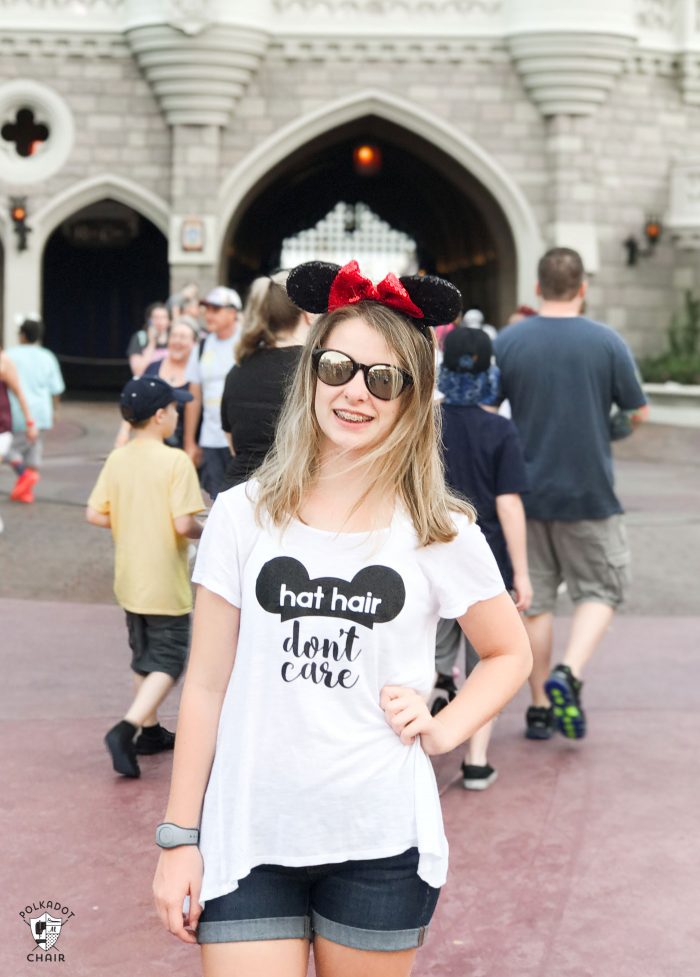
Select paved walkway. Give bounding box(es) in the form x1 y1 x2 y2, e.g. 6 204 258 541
1 401 699 976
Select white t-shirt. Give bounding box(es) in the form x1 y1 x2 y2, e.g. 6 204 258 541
192 482 505 905
185 333 236 448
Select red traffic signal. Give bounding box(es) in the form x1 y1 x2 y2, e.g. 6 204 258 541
9 196 31 251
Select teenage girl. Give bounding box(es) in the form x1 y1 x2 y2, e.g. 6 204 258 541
153 260 532 977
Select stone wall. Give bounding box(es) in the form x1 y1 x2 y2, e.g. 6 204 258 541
585 61 700 355
2 6 700 357
1 35 168 214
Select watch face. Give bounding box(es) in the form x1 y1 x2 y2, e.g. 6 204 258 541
156 824 198 848
158 825 175 846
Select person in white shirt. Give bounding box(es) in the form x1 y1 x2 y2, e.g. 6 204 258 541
183 285 242 499
153 260 532 977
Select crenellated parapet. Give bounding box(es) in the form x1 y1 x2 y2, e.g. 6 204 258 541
503 0 638 117
123 1 271 127
2 0 700 122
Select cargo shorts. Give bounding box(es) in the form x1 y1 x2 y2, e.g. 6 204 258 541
525 514 631 616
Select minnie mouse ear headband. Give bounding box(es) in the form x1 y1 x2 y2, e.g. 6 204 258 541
286 260 462 338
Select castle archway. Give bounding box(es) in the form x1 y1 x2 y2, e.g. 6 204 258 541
40 189 169 389
218 90 543 324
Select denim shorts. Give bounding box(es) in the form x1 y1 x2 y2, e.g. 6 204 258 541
197 847 440 951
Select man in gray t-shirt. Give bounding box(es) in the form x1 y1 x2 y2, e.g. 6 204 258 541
494 247 647 742
184 286 242 499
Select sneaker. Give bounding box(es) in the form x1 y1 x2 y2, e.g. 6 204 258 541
134 723 176 755
525 705 554 740
544 665 586 739
105 720 140 777
431 672 458 717
461 763 498 791
10 468 39 502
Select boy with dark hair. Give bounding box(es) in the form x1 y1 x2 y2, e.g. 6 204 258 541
433 326 532 788
87 376 205 778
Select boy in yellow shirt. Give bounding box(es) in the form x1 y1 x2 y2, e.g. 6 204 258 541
87 376 205 778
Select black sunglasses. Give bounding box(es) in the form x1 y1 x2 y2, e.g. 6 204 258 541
311 348 413 401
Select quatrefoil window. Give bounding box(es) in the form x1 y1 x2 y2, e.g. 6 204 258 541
1 107 49 157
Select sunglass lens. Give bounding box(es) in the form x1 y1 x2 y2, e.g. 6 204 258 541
316 351 354 386
367 366 405 400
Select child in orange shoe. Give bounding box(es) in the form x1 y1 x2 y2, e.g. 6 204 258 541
1 345 38 505
6 319 65 503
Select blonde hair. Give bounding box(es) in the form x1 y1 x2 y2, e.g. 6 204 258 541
169 316 199 341
235 272 304 363
254 301 475 546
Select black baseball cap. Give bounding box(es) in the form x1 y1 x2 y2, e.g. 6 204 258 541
442 326 493 374
120 376 193 423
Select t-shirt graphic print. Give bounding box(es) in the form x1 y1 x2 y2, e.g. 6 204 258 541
191 482 505 906
256 556 406 690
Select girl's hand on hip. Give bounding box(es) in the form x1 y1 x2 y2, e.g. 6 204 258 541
380 685 452 755
153 846 204 944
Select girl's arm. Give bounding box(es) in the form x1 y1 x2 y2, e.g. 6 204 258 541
495 493 532 611
153 585 239 943
183 382 203 466
128 327 157 377
382 591 531 756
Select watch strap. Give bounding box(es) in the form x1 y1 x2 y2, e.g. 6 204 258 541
155 822 200 848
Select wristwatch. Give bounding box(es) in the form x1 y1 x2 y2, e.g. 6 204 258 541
155 823 200 848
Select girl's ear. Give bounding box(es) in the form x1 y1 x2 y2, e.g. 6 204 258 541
399 275 462 328
287 261 341 313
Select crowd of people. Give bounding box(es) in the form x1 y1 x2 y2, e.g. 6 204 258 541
3 247 648 976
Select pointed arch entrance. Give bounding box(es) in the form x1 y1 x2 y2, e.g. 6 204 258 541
39 183 170 389
217 90 543 324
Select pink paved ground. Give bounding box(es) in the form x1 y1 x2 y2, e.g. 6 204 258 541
2 600 698 977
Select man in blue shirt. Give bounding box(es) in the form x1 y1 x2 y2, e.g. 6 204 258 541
494 248 647 740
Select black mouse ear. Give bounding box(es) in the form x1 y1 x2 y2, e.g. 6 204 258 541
399 275 463 328
286 261 341 314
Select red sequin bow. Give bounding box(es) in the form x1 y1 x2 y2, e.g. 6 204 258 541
328 260 424 319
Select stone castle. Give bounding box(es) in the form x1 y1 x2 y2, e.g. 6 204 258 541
2 0 700 378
